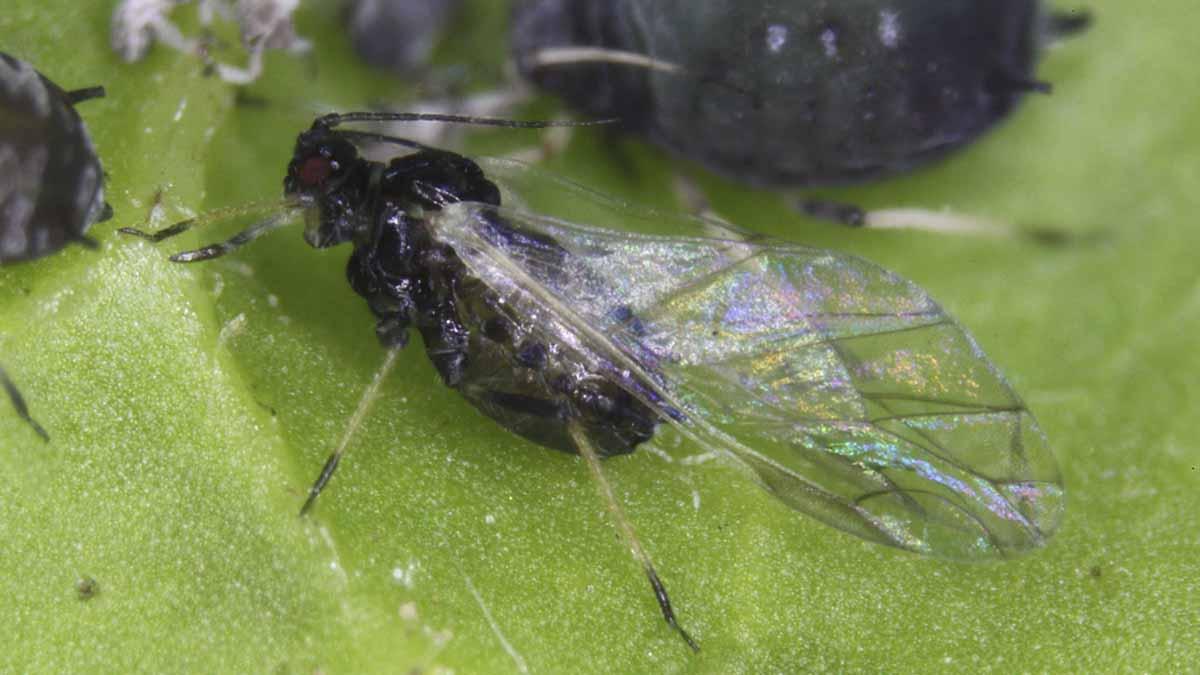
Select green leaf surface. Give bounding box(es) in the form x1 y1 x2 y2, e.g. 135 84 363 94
2 1 1196 672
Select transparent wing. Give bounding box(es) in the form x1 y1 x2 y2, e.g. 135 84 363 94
427 160 1062 560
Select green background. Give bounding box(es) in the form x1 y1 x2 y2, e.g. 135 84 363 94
1 1 1196 672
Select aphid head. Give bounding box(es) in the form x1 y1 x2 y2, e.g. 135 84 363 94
285 123 368 248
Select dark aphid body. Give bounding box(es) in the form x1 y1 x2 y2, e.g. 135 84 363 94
288 121 659 457
511 0 1089 186
126 112 1063 649
1 52 107 440
347 0 464 73
0 52 108 262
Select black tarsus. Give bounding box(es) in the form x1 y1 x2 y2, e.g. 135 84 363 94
988 65 1053 96
1048 9 1093 38
645 564 700 653
73 233 100 249
799 199 868 227
299 451 342 516
64 85 106 105
1 366 50 442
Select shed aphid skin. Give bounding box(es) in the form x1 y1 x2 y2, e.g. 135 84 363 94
511 0 1091 230
111 0 204 63
111 0 310 84
346 0 464 74
1 52 110 440
123 111 1062 650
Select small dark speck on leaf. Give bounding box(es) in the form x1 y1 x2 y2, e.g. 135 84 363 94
76 575 99 600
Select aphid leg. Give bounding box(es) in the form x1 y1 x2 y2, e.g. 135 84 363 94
526 47 682 75
64 86 106 105
800 199 1085 243
1 366 50 442
73 234 101 250
798 199 1028 238
988 66 1052 95
858 208 1016 238
119 199 292 243
1047 9 1093 38
300 347 402 516
797 199 869 227
567 422 699 653
166 210 295 262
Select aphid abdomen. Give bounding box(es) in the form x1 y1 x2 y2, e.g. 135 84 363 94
350 226 656 457
423 228 658 459
0 52 106 262
341 151 660 458
513 0 1065 186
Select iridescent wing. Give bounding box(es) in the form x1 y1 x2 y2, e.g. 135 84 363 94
425 158 1062 560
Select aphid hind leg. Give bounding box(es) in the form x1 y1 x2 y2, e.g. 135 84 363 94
568 422 699 653
1 366 49 442
1047 9 1093 39
64 86 106 105
796 199 1081 242
300 347 402 516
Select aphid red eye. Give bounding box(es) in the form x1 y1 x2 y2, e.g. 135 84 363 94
299 156 335 187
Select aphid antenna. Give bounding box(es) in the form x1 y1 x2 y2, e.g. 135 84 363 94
0 366 50 442
314 111 619 133
567 422 700 653
167 208 300 263
300 347 403 516
119 198 297 244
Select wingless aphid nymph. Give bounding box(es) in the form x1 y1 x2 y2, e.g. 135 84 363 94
122 112 1064 651
1 51 110 441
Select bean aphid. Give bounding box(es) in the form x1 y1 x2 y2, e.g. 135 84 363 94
1 51 110 439
511 0 1091 227
122 112 1062 650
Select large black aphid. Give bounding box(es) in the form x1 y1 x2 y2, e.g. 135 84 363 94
512 0 1091 188
123 112 1063 650
1 51 110 440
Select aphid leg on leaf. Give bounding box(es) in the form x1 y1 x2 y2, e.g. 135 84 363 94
568 422 699 653
796 199 1085 243
1 366 49 442
64 86 107 105
300 348 402 516
1048 9 1094 39
119 199 294 243
525 46 682 75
